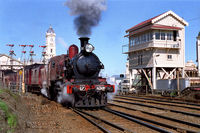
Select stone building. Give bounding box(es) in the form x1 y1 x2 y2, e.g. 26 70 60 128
124 10 188 91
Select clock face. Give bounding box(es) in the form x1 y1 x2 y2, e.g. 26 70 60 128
50 38 53 42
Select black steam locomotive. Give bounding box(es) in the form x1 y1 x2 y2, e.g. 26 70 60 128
18 37 115 107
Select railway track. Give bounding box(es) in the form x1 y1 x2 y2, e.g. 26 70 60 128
71 108 134 133
117 95 200 107
113 99 200 118
108 103 200 129
115 96 200 111
104 107 199 133
72 106 200 133
72 104 200 133
132 95 200 105
72 107 173 133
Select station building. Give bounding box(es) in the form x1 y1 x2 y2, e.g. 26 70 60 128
124 10 188 91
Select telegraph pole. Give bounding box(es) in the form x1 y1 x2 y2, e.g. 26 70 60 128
27 45 35 65
19 45 27 94
39 45 47 64
6 44 16 70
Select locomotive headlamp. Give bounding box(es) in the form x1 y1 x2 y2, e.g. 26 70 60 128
85 43 94 53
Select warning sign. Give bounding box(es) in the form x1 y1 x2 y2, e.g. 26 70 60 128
19 70 23 75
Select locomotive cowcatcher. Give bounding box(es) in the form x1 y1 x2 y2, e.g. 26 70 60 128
23 37 114 107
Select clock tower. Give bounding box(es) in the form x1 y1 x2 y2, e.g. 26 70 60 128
46 25 56 60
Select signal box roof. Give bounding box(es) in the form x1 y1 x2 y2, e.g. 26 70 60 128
126 10 188 35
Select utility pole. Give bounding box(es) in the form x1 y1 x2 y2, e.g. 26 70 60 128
27 45 35 65
19 45 27 94
6 44 16 70
39 45 47 64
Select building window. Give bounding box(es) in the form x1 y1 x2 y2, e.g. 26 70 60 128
135 37 139 45
161 33 165 40
167 33 172 40
167 55 172 60
138 36 141 44
130 37 135 46
147 33 150 41
51 49 53 53
149 32 153 40
141 34 145 43
155 32 160 40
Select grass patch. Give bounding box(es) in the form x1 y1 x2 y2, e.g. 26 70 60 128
0 89 19 100
0 89 3 94
0 100 17 132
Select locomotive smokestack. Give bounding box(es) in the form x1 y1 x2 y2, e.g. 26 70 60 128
79 37 90 51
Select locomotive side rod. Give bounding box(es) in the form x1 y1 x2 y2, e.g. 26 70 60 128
71 108 111 133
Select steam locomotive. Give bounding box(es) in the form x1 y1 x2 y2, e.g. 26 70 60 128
3 37 114 107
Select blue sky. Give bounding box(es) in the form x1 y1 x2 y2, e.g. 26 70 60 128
0 0 200 76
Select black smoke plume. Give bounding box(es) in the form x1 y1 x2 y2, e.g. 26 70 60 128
66 0 107 36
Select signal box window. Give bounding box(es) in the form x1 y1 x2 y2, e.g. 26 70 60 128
161 33 165 40
167 33 172 40
155 32 160 40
